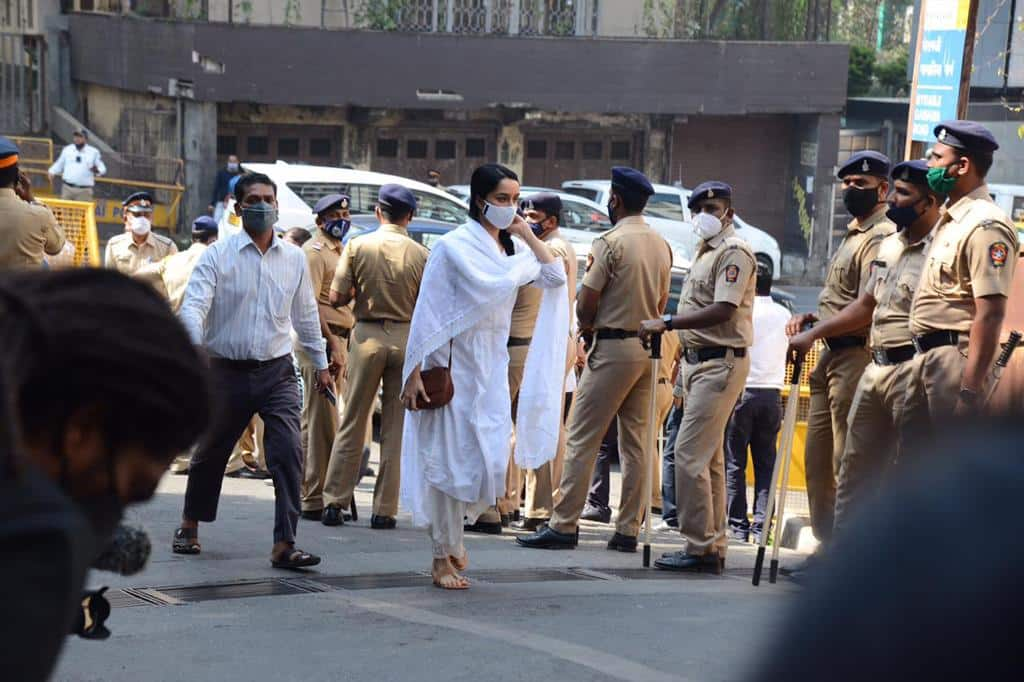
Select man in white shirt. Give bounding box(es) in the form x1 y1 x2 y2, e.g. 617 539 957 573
47 129 106 201
724 263 790 542
173 172 331 570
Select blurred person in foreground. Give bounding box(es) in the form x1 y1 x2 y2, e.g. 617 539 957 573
174 173 329 569
0 136 65 268
746 417 1022 681
0 268 209 682
400 164 567 589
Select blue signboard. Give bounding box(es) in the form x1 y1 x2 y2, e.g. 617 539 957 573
911 0 970 142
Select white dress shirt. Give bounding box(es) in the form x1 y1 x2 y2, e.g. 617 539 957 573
48 144 106 187
747 295 790 389
180 230 328 369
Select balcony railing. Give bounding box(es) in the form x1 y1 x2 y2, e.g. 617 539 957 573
67 0 600 37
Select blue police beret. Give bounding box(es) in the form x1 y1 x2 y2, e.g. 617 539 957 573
191 215 219 233
933 120 999 153
521 192 562 218
890 160 930 186
378 184 417 212
611 166 654 197
0 136 19 167
122 191 154 211
687 181 733 211
312 193 350 215
837 151 891 179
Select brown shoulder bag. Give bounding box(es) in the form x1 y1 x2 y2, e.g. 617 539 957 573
416 341 454 409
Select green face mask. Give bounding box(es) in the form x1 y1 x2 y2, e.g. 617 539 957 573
926 163 959 195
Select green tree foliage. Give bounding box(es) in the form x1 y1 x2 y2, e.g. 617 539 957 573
356 0 409 31
847 44 876 96
875 46 910 95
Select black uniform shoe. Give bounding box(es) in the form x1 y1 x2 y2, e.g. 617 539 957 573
653 552 724 574
580 504 611 524
321 505 346 527
370 515 397 529
464 520 503 535
227 466 272 480
300 509 324 521
606 532 638 553
510 517 549 532
516 525 578 549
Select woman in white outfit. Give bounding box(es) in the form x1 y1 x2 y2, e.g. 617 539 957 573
400 164 568 589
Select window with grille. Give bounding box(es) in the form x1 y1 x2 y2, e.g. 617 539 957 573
310 138 333 158
582 141 602 160
555 141 575 160
247 136 269 155
526 140 547 159
278 138 300 157
465 138 486 157
217 135 237 156
377 139 399 158
407 140 428 159
435 140 457 159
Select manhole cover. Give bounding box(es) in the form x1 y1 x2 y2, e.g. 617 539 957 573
106 589 154 608
465 568 599 584
156 578 313 603
314 573 434 591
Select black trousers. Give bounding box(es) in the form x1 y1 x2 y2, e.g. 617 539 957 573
184 356 303 545
724 387 781 536
586 419 619 512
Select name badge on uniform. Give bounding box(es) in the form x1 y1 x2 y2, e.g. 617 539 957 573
724 264 739 283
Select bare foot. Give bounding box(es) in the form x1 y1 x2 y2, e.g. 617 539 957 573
432 557 469 590
449 551 468 572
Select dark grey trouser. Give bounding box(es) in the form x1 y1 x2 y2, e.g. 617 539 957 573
724 387 781 537
585 419 619 512
661 404 684 524
184 356 303 545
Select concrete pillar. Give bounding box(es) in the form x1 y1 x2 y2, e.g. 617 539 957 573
498 124 524 178
784 112 840 283
182 101 218 231
644 115 673 184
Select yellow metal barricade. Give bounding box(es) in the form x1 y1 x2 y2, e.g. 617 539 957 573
39 198 101 267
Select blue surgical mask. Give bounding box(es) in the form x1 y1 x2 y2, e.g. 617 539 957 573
324 218 351 240
240 202 277 233
528 221 545 237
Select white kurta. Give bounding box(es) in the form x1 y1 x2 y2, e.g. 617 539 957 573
401 220 567 529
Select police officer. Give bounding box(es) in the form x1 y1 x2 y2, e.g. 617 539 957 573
298 193 355 521
517 167 672 552
786 151 895 553
789 160 943 539
135 215 220 311
0 136 65 268
639 181 756 572
104 191 177 275
321 185 429 528
903 121 1019 430
505 192 578 532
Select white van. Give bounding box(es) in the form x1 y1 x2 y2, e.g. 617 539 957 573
561 179 782 278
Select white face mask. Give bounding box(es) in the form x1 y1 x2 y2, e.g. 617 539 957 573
481 201 517 230
693 211 724 241
129 215 152 236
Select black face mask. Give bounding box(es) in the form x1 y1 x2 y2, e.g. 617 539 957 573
606 199 618 226
61 447 124 548
843 186 881 218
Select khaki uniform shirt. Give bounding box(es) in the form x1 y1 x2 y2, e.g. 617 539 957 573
303 230 354 331
817 206 895 336
510 236 576 338
134 242 208 313
583 215 672 331
0 188 65 268
104 231 177 275
910 185 1020 336
331 224 428 322
676 224 757 348
867 230 931 349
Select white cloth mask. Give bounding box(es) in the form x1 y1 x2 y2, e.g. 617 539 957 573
129 216 152 236
482 201 517 230
693 212 724 241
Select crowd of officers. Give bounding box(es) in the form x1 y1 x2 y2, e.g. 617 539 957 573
0 118 1019 576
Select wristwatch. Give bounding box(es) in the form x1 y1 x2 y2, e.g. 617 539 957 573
662 314 674 331
958 387 979 406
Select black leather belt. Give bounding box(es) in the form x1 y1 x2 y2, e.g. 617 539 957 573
595 328 638 340
823 335 867 351
328 324 350 338
507 336 533 347
62 181 90 188
212 354 290 370
871 344 916 366
912 330 960 354
683 347 747 365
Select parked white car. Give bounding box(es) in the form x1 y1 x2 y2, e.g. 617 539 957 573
218 161 469 235
561 179 782 279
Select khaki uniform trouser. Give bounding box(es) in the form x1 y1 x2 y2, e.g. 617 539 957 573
675 353 749 557
523 392 570 520
550 340 653 538
60 184 93 201
833 360 913 538
804 346 870 545
323 320 408 517
651 380 673 510
170 416 263 474
899 339 973 458
299 340 346 512
497 346 530 517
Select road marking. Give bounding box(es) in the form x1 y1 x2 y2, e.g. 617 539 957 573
325 590 684 682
